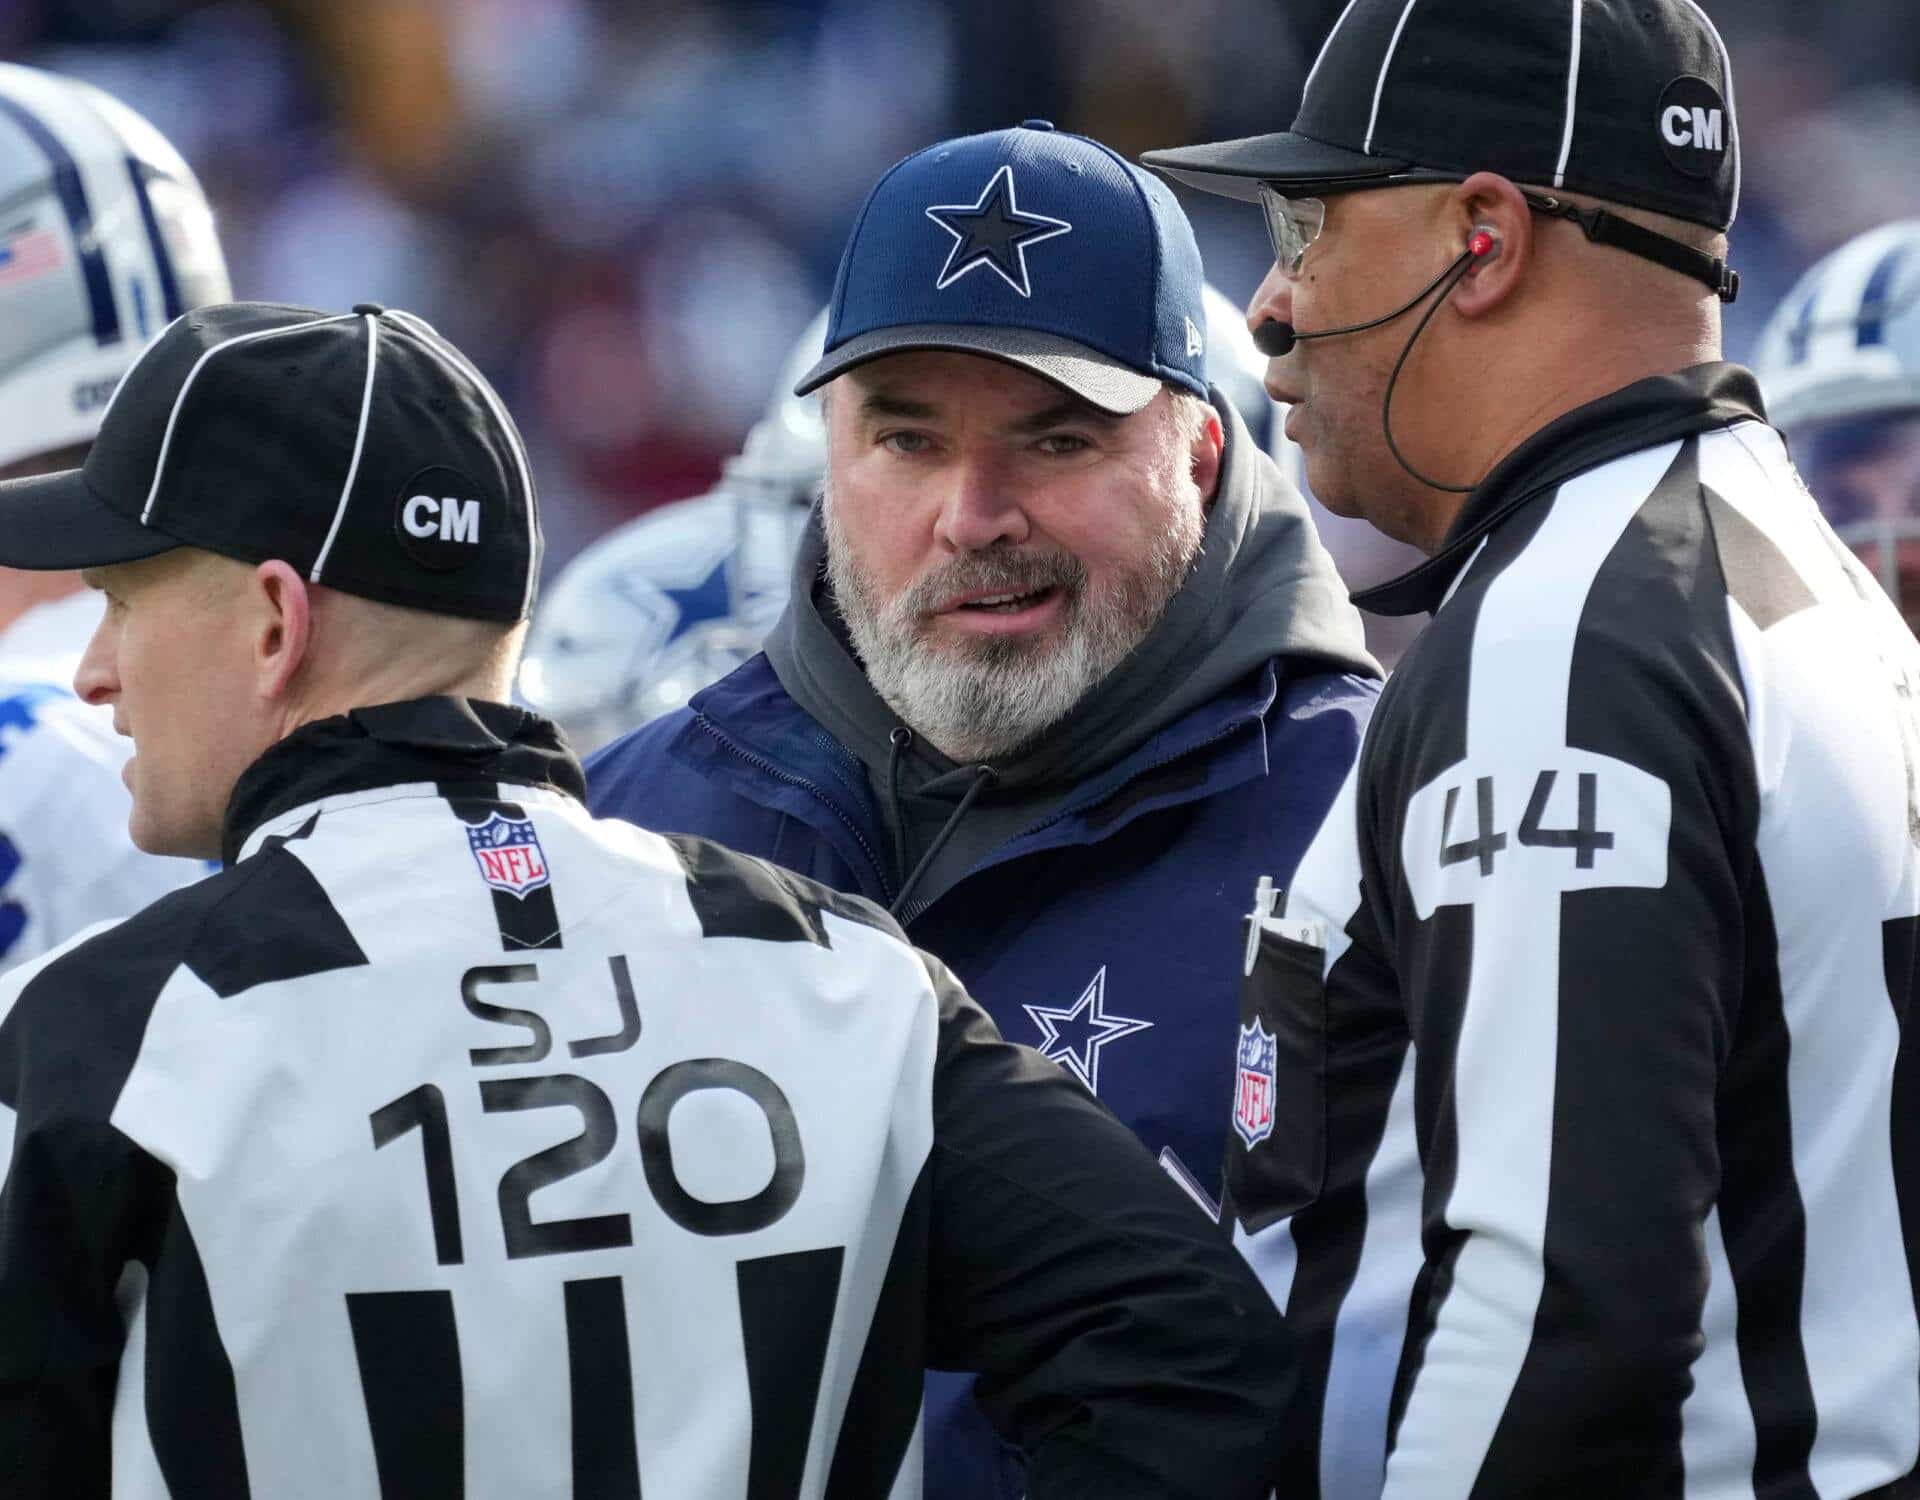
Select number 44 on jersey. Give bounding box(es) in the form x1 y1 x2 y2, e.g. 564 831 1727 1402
1401 750 1674 919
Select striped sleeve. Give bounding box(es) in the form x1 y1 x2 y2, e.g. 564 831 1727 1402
0 918 186 1499
0 849 362 1499
1378 440 1755 1495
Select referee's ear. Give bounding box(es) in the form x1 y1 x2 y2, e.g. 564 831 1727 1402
1446 171 1534 321
248 559 313 704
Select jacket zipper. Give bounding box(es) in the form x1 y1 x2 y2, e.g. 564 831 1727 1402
693 717 896 903
1023 716 1255 839
892 715 1259 926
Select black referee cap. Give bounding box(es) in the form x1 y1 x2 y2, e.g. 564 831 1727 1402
1143 0 1741 232
0 302 541 623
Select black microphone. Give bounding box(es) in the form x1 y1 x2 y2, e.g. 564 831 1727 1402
1252 320 1298 357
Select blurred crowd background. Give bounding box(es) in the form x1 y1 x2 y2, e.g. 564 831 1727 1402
3 0 1913 574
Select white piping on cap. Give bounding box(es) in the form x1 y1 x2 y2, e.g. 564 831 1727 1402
309 312 380 583
94 311 188 433
1675 0 1740 226
139 313 357 526
1364 0 1424 157
1553 0 1586 187
385 309 539 619
1303 0 1365 119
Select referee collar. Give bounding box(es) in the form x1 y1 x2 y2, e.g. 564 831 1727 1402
1354 362 1768 618
222 695 586 866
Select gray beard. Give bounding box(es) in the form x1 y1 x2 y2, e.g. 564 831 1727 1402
822 478 1204 763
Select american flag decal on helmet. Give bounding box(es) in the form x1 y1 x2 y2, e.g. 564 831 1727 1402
0 224 61 288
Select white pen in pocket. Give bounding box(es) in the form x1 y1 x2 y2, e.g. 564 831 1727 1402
1243 874 1325 975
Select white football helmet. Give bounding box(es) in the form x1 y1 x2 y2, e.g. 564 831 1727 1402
1754 218 1920 630
0 63 231 472
519 310 827 752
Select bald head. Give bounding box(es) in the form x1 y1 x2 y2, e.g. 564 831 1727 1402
74 546 525 859
297 585 527 716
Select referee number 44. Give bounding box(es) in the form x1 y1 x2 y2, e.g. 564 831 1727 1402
1440 769 1613 876
1403 752 1673 919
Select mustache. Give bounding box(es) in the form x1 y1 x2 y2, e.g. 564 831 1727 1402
897 549 1085 618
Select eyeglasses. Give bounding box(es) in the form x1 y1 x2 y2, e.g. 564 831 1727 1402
1257 185 1326 277
1255 172 1738 300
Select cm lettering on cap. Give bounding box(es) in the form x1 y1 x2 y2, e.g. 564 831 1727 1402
395 465 487 571
1658 77 1729 179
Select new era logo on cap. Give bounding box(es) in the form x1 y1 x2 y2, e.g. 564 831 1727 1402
0 301 543 623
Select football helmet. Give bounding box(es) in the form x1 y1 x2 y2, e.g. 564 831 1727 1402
1754 218 1920 630
0 62 231 472
519 310 827 752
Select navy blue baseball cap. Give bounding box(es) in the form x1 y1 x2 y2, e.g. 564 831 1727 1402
795 121 1211 415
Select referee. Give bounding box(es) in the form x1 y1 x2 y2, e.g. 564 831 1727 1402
0 302 1296 1498
1148 0 1920 1495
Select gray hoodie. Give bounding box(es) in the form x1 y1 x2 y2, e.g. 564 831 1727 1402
763 391 1378 918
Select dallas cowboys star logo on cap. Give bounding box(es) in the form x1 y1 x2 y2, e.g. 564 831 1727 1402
925 164 1072 299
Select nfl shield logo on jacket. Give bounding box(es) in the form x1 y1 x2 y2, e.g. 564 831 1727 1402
1233 1017 1278 1149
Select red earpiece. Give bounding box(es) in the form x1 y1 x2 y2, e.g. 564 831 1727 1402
1468 227 1499 258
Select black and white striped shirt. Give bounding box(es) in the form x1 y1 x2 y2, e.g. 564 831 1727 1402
0 696 1294 1500
1226 364 1920 1498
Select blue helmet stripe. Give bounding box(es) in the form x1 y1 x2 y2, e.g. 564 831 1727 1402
0 94 121 346
1786 287 1817 365
1856 243 1911 350
125 156 183 322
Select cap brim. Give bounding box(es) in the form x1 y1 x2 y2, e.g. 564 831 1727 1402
0 466 179 570
1140 132 1412 202
794 325 1164 416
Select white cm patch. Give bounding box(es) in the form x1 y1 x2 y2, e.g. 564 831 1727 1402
402 494 480 544
1661 105 1724 152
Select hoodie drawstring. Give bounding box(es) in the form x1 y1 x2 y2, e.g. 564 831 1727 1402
885 726 912 891
888 761 997 918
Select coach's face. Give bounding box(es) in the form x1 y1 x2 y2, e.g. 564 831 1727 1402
75 550 268 860
821 352 1220 762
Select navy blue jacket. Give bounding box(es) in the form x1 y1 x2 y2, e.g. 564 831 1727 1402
587 648 1376 1495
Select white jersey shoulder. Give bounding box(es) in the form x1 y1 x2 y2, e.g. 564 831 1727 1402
0 595 200 972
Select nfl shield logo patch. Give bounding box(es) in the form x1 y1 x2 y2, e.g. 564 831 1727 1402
466 811 551 898
1233 1017 1278 1149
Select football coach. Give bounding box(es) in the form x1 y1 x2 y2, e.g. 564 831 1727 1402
1147 0 1920 1494
584 121 1381 1496
0 302 1300 1498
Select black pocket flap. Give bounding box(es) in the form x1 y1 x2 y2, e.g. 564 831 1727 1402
1224 921 1328 1234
